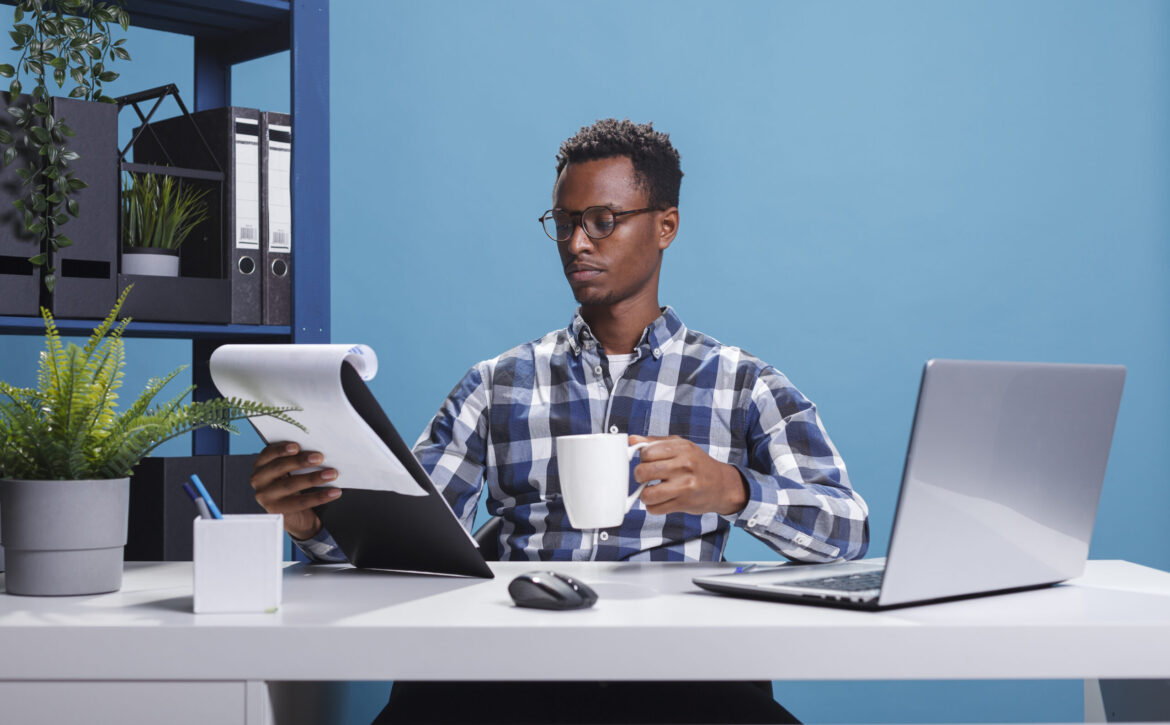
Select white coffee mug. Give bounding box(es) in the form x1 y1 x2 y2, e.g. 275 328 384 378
556 433 654 530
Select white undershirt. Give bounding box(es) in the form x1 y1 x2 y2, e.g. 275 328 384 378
605 353 635 382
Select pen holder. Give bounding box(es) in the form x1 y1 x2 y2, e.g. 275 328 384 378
193 514 283 613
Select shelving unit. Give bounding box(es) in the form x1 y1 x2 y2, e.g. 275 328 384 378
0 0 330 455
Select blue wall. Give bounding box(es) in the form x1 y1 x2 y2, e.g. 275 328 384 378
331 0 1170 575
327 1 1169 722
1 1 1166 722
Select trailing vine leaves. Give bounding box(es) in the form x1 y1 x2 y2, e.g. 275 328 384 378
0 0 131 293
0 286 307 480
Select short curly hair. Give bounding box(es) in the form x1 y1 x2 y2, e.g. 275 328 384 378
555 118 683 209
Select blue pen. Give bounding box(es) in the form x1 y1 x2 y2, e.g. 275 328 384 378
181 481 213 520
189 474 223 519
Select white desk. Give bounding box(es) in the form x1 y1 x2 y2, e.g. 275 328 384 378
1 560 1168 724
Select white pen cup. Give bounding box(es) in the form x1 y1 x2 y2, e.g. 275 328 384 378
556 433 654 530
193 514 284 614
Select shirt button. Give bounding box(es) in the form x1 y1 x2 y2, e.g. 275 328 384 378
794 533 811 547
593 365 603 376
599 531 610 541
653 347 662 358
746 517 757 528
609 425 619 434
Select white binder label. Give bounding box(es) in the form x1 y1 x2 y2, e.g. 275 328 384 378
267 123 292 253
235 117 261 250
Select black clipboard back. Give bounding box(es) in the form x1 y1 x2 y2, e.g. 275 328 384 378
310 362 493 579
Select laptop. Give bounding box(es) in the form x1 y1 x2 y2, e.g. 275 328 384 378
693 359 1126 610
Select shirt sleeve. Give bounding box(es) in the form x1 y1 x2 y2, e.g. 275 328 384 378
726 367 870 563
291 526 347 563
411 362 493 533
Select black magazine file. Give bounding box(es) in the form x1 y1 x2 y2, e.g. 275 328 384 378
311 362 493 579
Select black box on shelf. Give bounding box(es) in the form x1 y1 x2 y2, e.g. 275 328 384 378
49 97 119 319
0 93 45 316
0 104 41 315
0 218 41 317
116 273 232 324
223 453 263 514
127 454 265 561
127 455 222 561
0 96 119 318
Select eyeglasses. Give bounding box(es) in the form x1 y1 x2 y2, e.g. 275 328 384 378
538 206 658 243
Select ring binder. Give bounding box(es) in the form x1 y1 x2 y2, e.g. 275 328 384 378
261 112 292 326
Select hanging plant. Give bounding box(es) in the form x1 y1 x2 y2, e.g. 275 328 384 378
0 0 130 292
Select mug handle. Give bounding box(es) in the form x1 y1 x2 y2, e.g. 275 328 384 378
624 441 655 513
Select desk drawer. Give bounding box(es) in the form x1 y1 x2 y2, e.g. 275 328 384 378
0 681 250 724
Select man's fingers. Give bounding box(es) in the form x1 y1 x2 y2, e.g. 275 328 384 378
640 478 682 505
251 450 327 490
633 438 676 460
635 452 699 483
262 486 341 514
634 459 672 483
641 484 682 515
253 441 299 469
629 435 669 444
263 467 338 499
255 467 339 504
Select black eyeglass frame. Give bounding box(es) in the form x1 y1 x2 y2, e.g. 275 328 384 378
537 206 660 242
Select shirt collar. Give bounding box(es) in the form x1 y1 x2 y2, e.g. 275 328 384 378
566 306 685 357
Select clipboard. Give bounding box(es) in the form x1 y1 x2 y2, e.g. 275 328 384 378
309 362 493 578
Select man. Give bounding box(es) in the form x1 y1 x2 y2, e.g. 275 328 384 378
251 119 868 721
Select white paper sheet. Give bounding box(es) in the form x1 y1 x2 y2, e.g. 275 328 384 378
209 344 425 495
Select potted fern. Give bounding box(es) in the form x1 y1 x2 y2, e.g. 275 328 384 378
0 287 303 596
121 171 211 277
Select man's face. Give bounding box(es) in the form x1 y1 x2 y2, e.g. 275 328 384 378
553 156 676 309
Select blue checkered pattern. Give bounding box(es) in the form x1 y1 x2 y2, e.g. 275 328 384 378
296 307 869 564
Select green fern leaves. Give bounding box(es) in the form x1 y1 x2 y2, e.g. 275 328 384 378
0 286 304 480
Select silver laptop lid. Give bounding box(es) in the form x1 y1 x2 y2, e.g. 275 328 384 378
878 360 1125 606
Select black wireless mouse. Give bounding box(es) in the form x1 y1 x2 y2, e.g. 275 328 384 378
508 570 598 610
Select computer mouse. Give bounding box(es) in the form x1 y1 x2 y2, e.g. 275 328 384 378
508 570 598 610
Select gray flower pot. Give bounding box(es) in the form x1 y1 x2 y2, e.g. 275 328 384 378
0 478 130 596
122 248 181 277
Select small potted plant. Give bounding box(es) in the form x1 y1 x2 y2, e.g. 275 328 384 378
0 286 303 596
121 172 210 277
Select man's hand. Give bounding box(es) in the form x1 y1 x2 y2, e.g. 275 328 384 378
250 441 341 540
630 435 749 516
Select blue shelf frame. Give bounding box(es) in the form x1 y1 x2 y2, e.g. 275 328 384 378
0 0 331 455
0 316 291 340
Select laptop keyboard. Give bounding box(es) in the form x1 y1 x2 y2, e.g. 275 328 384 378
785 570 883 592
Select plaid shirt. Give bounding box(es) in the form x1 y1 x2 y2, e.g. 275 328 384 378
297 307 869 564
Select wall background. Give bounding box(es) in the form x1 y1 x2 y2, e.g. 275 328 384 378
1 1 1166 722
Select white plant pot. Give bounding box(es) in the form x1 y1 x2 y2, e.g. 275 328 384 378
122 248 180 277
0 478 130 596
